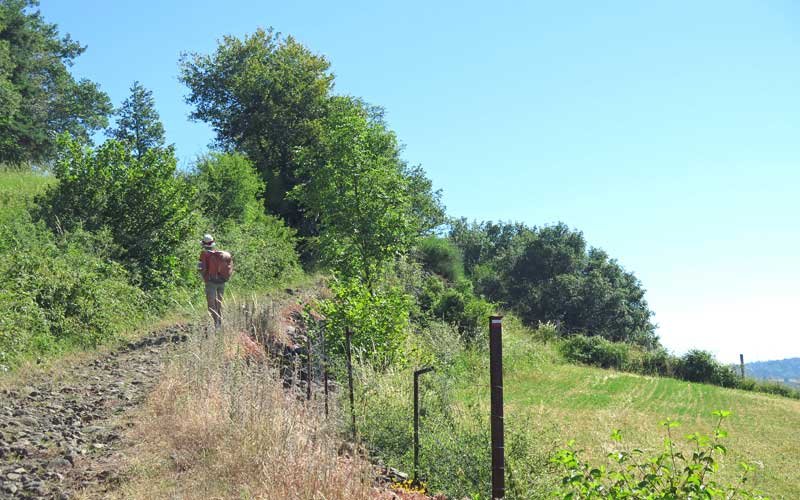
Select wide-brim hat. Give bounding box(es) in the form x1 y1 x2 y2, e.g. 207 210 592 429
201 234 216 247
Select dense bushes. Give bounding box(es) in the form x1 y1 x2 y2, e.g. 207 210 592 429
320 279 412 368
213 212 301 291
448 220 658 348
1 140 302 368
35 136 197 289
0 217 148 370
194 152 265 225
0 171 150 369
416 236 464 282
559 335 630 369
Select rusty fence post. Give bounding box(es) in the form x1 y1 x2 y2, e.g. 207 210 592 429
489 315 505 499
413 366 435 483
345 327 356 441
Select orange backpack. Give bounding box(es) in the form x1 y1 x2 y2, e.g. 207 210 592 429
206 250 234 283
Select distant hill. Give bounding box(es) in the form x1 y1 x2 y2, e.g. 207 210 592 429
745 358 800 389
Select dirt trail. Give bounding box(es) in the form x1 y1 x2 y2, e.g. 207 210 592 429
0 325 191 499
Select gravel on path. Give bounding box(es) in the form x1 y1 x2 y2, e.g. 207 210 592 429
0 325 192 499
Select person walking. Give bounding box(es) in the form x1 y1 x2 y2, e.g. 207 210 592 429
198 234 233 328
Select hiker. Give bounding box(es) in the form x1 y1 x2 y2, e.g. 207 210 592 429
198 234 234 328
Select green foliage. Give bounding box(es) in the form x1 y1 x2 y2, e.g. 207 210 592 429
448 220 657 348
551 411 768 499
430 280 494 343
675 349 719 383
320 278 411 367
0 219 147 369
403 164 445 234
557 336 800 399
293 97 419 290
194 151 265 225
674 349 741 388
35 136 196 288
214 211 301 291
107 81 166 158
417 236 464 282
559 335 630 370
0 0 112 165
180 27 333 231
396 254 494 343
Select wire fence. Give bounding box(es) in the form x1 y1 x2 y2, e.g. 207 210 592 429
233 296 549 499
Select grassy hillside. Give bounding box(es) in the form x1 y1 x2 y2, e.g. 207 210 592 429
465 324 799 497
360 318 800 498
0 164 302 371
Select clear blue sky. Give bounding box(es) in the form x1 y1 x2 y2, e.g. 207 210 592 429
41 0 800 362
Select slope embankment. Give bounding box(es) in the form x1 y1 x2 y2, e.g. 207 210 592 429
1 289 430 499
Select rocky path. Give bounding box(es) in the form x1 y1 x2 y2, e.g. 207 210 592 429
0 325 192 499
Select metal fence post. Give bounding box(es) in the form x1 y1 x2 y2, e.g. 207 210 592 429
321 324 329 418
413 366 435 483
306 332 312 401
489 315 505 499
345 327 356 441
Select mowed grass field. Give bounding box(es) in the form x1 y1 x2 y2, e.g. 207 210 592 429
453 321 800 498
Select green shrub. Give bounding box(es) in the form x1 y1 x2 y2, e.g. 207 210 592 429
639 347 674 376
417 236 464 282
750 379 799 398
35 136 197 289
0 220 148 369
551 411 768 499
320 279 412 368
675 349 720 384
559 335 630 369
430 280 494 343
533 320 560 343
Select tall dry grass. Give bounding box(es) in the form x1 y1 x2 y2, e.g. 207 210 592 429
117 299 380 499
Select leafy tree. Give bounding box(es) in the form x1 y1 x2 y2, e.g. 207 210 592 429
448 220 657 347
403 163 445 233
448 218 532 276
194 151 264 225
291 96 418 292
0 0 111 165
107 81 166 158
35 135 196 288
179 28 333 232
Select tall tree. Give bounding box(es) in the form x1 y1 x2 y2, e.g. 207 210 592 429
292 97 419 292
107 81 166 158
0 0 111 166
179 28 333 232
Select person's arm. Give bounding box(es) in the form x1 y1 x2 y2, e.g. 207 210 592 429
198 252 206 280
